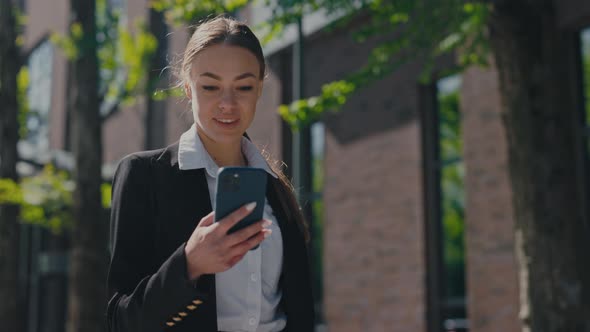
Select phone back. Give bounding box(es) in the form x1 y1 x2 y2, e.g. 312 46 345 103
215 167 267 234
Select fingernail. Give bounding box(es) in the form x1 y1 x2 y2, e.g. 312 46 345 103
245 202 257 211
262 220 272 228
263 229 272 238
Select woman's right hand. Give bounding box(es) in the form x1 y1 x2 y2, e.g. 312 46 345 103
184 202 272 281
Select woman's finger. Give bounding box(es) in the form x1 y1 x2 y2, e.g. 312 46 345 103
224 219 270 247
228 228 271 257
217 202 257 234
197 211 215 227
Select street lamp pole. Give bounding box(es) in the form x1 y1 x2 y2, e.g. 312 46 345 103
292 16 312 207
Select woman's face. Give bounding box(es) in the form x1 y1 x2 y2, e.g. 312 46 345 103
185 44 263 145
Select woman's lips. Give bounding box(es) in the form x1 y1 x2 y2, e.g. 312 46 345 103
214 118 240 128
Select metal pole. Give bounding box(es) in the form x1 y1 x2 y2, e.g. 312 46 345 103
292 16 312 204
291 14 316 323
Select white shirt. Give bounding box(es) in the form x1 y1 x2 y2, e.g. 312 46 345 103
178 124 287 332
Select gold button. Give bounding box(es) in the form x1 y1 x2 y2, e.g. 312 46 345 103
192 299 203 305
166 321 175 327
178 312 188 317
187 305 197 310
172 317 182 322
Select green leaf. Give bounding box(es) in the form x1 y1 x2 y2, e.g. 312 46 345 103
17 67 29 138
0 178 24 205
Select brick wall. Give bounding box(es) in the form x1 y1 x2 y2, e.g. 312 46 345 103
323 124 426 332
461 64 520 332
295 21 428 332
247 69 283 160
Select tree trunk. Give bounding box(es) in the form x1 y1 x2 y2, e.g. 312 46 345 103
145 7 168 150
0 0 23 331
66 1 108 332
488 1 590 331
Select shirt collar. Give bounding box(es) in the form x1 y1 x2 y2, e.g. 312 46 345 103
178 124 278 179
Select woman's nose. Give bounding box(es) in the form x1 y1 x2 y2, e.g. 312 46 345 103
219 90 237 109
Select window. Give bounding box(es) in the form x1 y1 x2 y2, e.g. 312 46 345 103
436 75 467 331
310 122 325 323
579 27 590 228
421 74 468 332
22 40 53 160
581 28 590 154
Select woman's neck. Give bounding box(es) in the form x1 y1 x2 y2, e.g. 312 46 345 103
196 129 246 167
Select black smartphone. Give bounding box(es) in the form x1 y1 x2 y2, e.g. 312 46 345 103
215 167 267 249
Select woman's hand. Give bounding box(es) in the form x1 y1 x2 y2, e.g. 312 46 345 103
184 202 272 280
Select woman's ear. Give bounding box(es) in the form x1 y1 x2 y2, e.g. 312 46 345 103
257 81 264 98
184 83 192 99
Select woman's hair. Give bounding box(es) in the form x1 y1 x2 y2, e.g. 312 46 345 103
180 15 266 85
183 16 309 243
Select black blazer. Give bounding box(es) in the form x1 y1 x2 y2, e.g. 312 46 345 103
106 143 315 332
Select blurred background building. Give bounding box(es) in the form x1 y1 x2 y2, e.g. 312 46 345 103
15 0 590 331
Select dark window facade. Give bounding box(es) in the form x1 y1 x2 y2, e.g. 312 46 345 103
581 28 590 154
436 75 467 331
310 122 325 324
421 74 468 332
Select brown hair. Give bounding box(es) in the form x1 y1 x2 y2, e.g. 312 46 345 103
180 15 266 85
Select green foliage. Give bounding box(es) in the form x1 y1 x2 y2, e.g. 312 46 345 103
151 0 249 26
273 0 490 128
50 22 85 60
96 0 158 107
16 67 29 138
152 86 185 100
13 5 27 48
19 165 74 234
0 178 24 205
0 167 113 234
51 0 158 110
279 80 355 129
101 182 112 208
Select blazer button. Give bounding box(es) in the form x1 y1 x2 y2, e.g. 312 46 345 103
187 305 197 310
172 316 182 322
166 322 175 327
178 312 188 317
192 299 203 305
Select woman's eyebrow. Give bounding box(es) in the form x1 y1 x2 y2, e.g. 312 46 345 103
234 72 256 80
200 72 222 80
199 72 256 81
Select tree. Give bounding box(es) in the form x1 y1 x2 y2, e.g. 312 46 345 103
268 0 590 330
64 0 106 331
488 2 590 329
0 0 23 331
0 0 156 330
58 1 157 331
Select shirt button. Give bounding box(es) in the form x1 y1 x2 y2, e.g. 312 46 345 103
250 273 258 282
249 317 256 325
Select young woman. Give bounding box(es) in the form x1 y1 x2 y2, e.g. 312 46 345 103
106 16 315 332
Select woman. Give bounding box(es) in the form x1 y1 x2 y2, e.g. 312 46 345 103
106 16 315 332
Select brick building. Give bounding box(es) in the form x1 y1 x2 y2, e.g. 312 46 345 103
16 0 590 331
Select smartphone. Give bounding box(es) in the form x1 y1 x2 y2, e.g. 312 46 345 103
215 167 267 249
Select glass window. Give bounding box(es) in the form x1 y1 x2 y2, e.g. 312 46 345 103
310 122 325 322
24 40 54 156
581 28 590 150
436 75 467 331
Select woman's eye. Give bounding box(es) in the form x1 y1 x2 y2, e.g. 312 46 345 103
202 85 219 91
237 86 253 91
